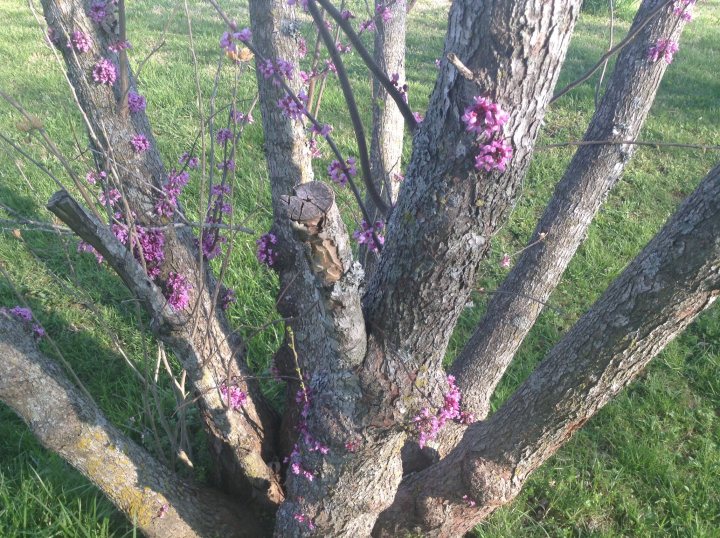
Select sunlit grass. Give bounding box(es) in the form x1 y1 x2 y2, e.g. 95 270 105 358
0 0 718 535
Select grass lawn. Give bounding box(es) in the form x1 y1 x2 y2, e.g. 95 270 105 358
1 0 719 536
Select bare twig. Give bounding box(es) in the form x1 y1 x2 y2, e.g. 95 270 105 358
307 0 390 217
315 0 418 133
538 139 720 151
551 0 674 104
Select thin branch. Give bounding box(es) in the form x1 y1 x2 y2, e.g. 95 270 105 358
538 139 720 151
315 0 418 133
594 0 615 109
307 0 390 217
551 0 673 104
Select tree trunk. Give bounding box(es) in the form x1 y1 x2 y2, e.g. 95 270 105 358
0 315 267 537
375 161 720 537
361 0 407 272
452 0 690 421
40 0 281 506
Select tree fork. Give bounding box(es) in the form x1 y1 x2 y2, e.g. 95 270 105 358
375 161 720 537
40 0 281 505
451 0 690 422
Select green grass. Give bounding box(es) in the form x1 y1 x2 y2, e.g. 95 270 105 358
1 0 719 536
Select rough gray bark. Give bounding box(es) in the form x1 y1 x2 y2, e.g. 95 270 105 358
451 0 690 421
361 0 407 270
269 1 584 536
0 315 266 538
375 162 720 537
40 0 281 506
362 0 582 432
9 1 715 537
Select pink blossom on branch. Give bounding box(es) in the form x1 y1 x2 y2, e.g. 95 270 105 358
92 58 116 85
475 139 513 173
68 31 92 53
648 38 680 64
165 272 191 311
328 157 357 186
130 134 150 153
353 220 385 253
256 233 279 266
219 382 247 411
462 96 510 137
127 91 146 113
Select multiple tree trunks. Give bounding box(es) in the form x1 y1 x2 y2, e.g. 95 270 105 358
40 0 281 506
1 0 715 537
374 161 720 537
451 0 691 422
0 315 267 538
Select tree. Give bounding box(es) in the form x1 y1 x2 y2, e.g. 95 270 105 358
0 0 717 536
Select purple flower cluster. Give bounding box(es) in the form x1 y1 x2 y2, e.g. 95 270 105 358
413 375 473 449
256 232 279 266
462 96 510 137
648 38 680 64
219 381 247 410
327 157 357 186
179 152 199 170
359 19 376 33
166 272 191 311
220 287 237 311
376 5 392 22
475 139 513 173
113 220 166 278
108 40 131 53
69 31 92 53
284 385 329 484
390 72 409 103
231 108 254 124
86 170 106 185
3 306 45 338
200 184 232 260
92 58 117 85
98 187 121 207
130 134 150 153
277 90 308 120
463 96 513 173
353 220 385 253
88 1 109 23
216 128 233 145
673 0 696 21
128 91 146 113
220 28 252 53
155 169 190 218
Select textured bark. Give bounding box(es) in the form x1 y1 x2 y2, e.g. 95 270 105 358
270 2 584 536
0 315 266 538
375 162 720 537
361 0 407 271
362 0 582 432
452 0 690 421
41 0 281 506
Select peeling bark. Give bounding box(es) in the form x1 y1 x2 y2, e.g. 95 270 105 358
452 0 690 422
375 162 720 537
41 0 281 506
0 315 267 538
